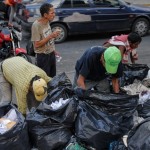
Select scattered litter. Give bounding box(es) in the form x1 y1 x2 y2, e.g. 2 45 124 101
122 135 128 147
50 98 70 110
121 80 149 95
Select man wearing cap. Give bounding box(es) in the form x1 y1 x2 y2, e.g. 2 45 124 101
0 56 51 115
73 46 123 93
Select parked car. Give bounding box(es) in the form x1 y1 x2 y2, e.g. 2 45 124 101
16 0 150 43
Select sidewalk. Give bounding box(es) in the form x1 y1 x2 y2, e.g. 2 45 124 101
126 0 150 6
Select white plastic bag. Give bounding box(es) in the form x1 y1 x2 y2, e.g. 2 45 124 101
0 109 18 134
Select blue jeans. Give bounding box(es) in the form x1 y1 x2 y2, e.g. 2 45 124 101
0 62 12 106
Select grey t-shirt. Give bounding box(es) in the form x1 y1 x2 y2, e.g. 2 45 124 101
31 20 55 54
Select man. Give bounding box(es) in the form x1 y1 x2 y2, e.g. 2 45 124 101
31 3 60 77
103 32 142 64
73 46 122 93
5 0 22 26
0 57 51 115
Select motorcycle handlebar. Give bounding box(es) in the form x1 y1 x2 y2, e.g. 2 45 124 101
0 21 8 27
0 21 22 32
13 25 22 32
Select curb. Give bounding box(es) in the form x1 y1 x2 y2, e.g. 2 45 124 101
131 3 150 6
143 4 150 6
134 4 150 7
139 4 150 6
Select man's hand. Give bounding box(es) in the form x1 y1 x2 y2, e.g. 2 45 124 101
34 29 61 48
77 75 86 90
52 29 61 39
112 77 120 93
54 50 60 56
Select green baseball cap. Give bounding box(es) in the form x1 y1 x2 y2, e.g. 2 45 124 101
104 46 121 74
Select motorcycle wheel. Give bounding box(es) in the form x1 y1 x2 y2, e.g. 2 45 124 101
18 53 32 63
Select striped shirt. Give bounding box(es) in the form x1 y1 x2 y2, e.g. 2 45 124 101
2 57 51 114
108 34 138 63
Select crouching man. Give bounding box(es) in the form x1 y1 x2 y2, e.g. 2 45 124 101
73 46 123 93
0 57 51 115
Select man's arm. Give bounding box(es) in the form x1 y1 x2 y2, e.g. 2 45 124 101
112 77 120 93
15 88 27 115
118 45 125 58
130 49 138 64
130 53 135 64
103 42 112 47
77 74 86 90
34 30 60 48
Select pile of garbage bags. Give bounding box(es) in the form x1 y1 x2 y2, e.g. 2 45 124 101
0 64 150 150
109 64 150 150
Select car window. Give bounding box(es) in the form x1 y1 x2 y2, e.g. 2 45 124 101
72 0 90 8
61 0 72 8
51 0 62 8
93 0 119 7
61 0 90 8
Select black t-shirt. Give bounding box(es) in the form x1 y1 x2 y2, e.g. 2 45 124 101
75 46 123 81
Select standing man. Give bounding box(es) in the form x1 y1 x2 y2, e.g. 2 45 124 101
5 0 22 26
31 3 60 77
73 46 122 93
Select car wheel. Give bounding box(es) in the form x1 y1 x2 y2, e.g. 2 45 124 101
132 18 149 36
51 23 67 43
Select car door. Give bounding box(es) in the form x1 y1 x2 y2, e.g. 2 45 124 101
91 0 132 31
56 0 97 33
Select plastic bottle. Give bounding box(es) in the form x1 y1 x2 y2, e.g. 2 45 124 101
56 54 62 62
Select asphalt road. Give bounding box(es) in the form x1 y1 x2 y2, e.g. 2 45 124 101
21 31 150 82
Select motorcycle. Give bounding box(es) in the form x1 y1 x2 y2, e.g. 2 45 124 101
0 21 32 62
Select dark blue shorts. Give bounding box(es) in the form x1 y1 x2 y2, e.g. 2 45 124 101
36 51 56 77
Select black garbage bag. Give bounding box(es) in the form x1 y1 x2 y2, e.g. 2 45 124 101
75 89 138 117
137 99 150 118
120 64 149 86
0 104 30 150
36 87 78 125
75 89 138 150
26 109 72 150
45 88 74 104
26 108 52 130
127 118 150 150
37 97 78 125
47 72 72 92
30 124 72 150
